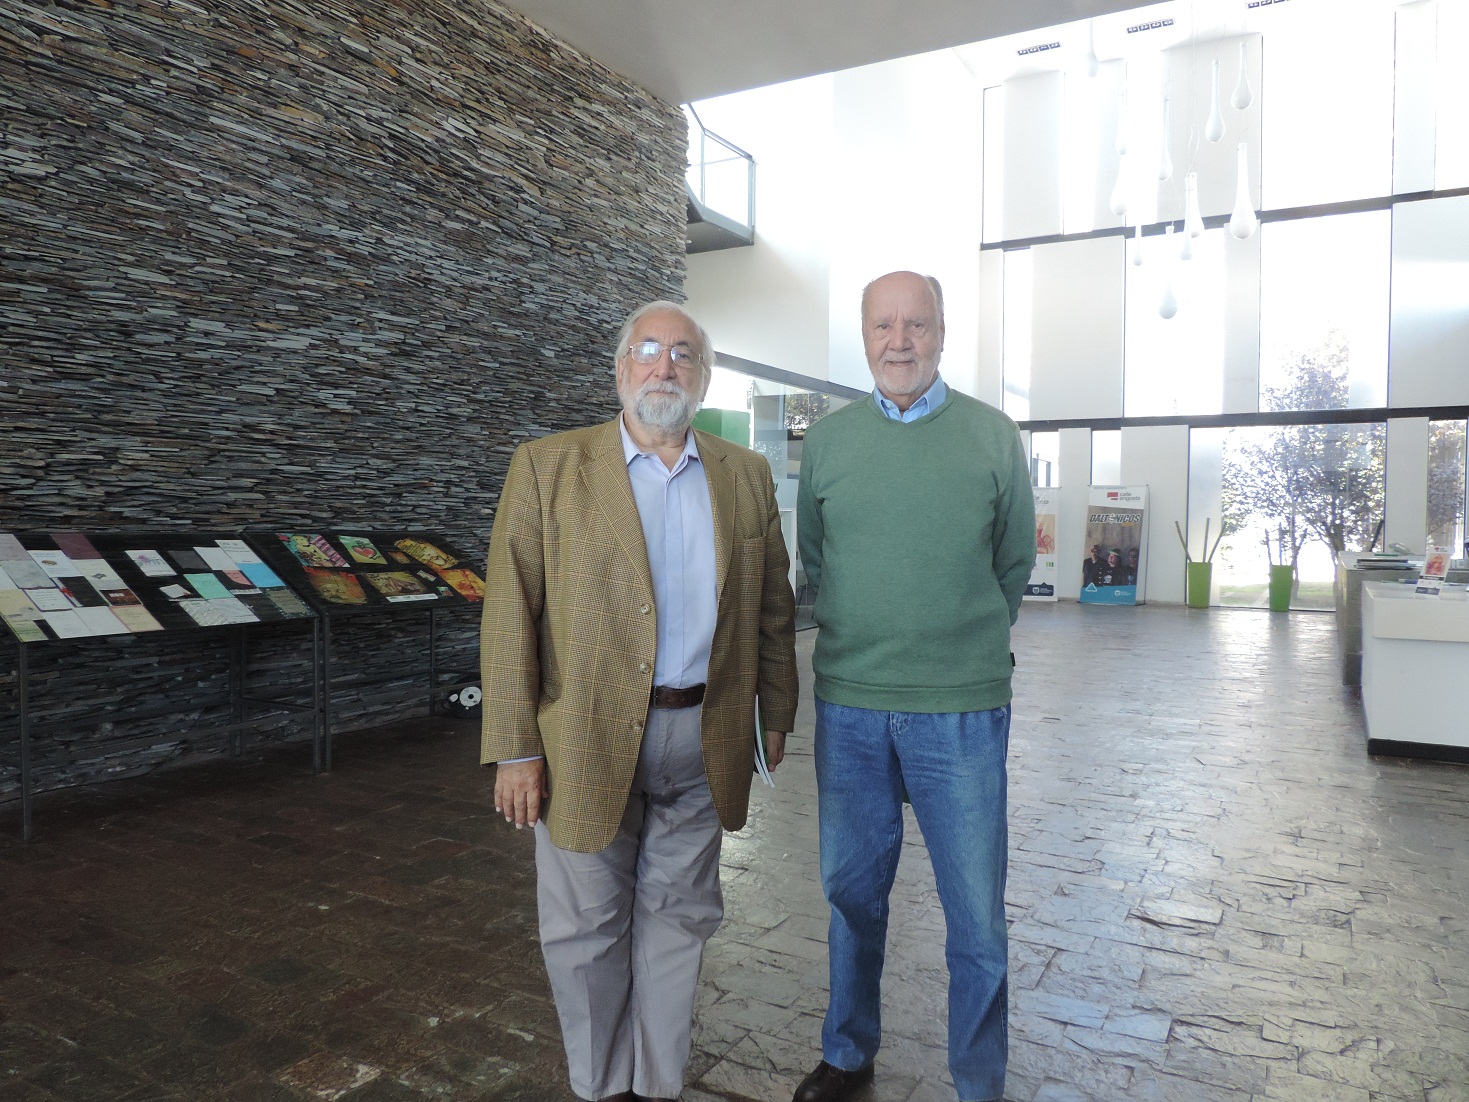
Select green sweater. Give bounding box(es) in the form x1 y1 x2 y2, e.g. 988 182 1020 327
796 391 1035 713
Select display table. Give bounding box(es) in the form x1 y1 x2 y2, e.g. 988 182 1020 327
1333 553 1419 686
1360 581 1469 762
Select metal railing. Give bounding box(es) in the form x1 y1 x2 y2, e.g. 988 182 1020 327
684 104 755 232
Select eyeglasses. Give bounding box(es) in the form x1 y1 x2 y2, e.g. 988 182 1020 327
625 340 701 368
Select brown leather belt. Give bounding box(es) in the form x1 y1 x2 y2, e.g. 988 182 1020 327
650 683 705 709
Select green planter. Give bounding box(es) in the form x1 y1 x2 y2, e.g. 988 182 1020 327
1186 561 1212 608
1268 564 1294 612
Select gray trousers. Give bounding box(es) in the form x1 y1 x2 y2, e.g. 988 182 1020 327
535 705 724 1101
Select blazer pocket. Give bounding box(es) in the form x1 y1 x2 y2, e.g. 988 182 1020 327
731 535 767 577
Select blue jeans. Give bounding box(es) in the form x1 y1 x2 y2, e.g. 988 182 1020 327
815 698 1010 1102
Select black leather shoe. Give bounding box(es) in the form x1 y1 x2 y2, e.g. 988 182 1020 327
792 1060 875 1102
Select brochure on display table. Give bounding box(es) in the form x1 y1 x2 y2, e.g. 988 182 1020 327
0 529 486 643
248 531 485 616
0 530 317 642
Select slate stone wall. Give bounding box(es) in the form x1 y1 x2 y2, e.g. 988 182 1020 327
0 0 688 801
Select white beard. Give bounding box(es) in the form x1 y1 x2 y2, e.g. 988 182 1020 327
628 379 697 432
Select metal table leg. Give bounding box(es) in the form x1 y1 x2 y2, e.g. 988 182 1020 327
19 643 31 843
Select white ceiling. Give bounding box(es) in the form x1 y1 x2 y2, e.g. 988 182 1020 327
496 0 1164 104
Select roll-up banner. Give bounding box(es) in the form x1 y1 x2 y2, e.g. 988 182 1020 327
1024 487 1059 601
1080 486 1148 606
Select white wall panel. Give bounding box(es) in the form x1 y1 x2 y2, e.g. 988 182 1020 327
1122 424 1190 604
1389 195 1469 408
1394 1 1439 195
1029 236 1125 421
1054 427 1094 601
1385 417 1431 554
1222 226 1262 413
1437 0 1469 189
976 246 1005 407
1002 71 1063 240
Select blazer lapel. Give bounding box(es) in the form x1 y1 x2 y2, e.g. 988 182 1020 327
698 431 736 604
581 421 654 596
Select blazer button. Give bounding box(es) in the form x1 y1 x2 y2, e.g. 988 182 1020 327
640 604 651 615
638 661 650 674
633 720 643 732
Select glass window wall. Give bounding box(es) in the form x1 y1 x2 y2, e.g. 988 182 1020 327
1258 211 1391 412
1428 418 1467 555
697 362 855 629
1216 421 1385 610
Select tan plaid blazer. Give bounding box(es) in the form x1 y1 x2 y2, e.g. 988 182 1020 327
479 419 798 853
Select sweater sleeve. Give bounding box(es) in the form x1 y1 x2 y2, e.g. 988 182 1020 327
991 424 1037 625
796 428 824 596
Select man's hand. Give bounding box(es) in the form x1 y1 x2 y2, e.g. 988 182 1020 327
494 759 549 828
764 731 786 770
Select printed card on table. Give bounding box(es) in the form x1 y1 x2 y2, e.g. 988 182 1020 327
126 549 176 577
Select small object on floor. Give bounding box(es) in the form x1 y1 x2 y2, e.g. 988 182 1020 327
792 1060 875 1102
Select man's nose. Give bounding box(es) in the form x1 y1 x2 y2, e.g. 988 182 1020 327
649 350 678 376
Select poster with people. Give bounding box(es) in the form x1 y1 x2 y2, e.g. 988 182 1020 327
1024 488 1058 600
1080 486 1148 606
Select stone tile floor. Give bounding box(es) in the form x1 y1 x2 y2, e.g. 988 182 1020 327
2 602 1467 1101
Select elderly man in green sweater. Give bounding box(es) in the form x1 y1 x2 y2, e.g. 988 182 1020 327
793 270 1036 1102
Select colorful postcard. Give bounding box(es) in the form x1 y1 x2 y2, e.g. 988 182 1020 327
126 549 176 577
51 532 102 561
217 539 263 565
185 573 233 601
26 588 73 612
74 607 129 636
168 548 210 572
196 546 240 572
179 598 259 628
265 588 312 618
362 572 434 602
436 568 486 601
1 556 53 589
303 567 367 605
280 533 350 569
395 538 457 571
340 536 387 565
112 606 164 633
104 588 143 607
74 559 129 592
29 549 79 579
241 562 286 588
0 590 47 642
42 610 90 638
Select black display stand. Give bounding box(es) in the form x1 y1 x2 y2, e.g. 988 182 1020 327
1 530 322 842
244 530 485 771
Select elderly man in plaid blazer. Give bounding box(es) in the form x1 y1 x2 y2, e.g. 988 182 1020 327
480 299 799 1102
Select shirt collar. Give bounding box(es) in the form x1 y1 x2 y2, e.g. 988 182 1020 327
875 373 947 422
619 414 702 469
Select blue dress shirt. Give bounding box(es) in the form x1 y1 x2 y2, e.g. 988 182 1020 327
619 417 717 689
875 374 947 422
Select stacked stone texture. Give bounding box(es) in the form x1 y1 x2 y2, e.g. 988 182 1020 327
0 0 688 800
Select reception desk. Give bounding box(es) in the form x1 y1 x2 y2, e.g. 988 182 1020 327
1334 553 1420 685
1360 581 1469 762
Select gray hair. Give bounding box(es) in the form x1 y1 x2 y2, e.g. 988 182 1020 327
859 272 945 322
612 300 714 378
